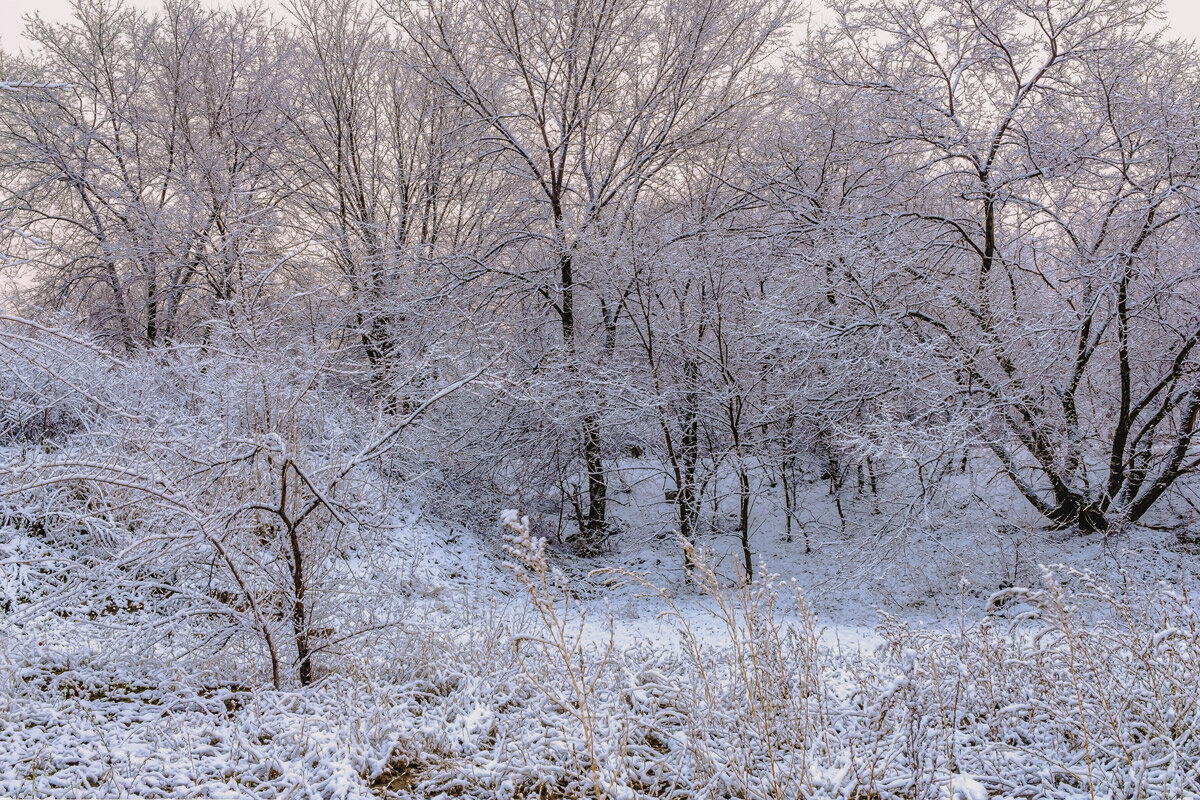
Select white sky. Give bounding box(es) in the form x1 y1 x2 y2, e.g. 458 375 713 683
2 0 1200 57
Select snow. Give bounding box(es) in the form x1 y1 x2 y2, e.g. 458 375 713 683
947 774 990 800
4 501 1198 797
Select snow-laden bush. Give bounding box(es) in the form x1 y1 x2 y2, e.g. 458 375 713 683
0 315 478 688
900 570 1200 798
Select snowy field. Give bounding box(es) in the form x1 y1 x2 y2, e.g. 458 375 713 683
3 502 1199 800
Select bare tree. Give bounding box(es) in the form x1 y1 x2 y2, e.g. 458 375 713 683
394 0 791 548
0 0 293 346
813 0 1200 532
283 0 501 412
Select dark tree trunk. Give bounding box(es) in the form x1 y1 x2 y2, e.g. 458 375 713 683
738 465 752 582
557 243 607 549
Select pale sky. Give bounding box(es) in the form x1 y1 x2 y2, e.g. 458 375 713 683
2 0 1200 56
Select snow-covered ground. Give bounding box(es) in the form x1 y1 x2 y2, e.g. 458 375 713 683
4 489 1199 799
553 462 1200 654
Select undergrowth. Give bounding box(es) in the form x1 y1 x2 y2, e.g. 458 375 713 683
0 518 1196 799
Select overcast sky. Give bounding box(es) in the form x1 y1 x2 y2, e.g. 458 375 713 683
3 0 1200 58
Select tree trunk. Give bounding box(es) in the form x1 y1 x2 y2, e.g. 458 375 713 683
738 464 752 582
558 244 607 548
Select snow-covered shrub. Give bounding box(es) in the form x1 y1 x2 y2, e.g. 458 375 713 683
0 317 105 447
867 570 1200 799
0 315 476 689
